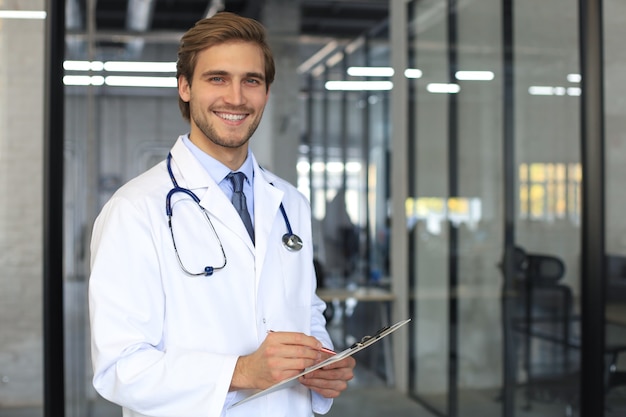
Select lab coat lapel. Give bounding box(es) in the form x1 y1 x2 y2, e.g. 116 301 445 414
169 139 255 251
252 162 284 280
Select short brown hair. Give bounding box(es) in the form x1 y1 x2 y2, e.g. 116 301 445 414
176 12 276 121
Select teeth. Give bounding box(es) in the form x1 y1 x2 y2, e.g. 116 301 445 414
218 112 246 121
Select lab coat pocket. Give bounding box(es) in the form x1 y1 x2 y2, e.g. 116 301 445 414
278 249 312 309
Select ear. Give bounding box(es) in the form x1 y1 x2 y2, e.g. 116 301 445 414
178 76 191 102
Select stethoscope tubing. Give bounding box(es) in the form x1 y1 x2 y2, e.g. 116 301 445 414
165 153 303 276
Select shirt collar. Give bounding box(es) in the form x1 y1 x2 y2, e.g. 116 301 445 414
182 133 254 185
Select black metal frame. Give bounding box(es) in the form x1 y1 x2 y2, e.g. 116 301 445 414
44 0 66 416
501 0 517 415
579 0 606 415
446 1 460 416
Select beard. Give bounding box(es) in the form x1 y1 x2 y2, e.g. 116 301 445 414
190 104 264 150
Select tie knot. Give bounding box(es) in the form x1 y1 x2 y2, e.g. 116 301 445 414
228 172 246 193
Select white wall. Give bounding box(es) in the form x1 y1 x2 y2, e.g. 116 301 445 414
0 0 45 406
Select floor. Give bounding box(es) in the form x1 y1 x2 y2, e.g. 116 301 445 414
3 287 626 417
85 367 432 417
3 369 626 417
0 368 432 417
318 367 433 417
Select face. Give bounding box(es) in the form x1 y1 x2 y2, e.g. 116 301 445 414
178 41 270 164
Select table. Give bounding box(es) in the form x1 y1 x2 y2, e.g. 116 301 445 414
316 287 396 304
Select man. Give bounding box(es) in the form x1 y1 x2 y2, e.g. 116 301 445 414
89 11 355 417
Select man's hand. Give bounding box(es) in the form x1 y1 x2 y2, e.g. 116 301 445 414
298 355 356 398
230 332 324 391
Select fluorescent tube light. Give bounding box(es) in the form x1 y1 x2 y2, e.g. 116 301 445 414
346 67 424 79
528 86 581 96
0 10 46 19
64 75 105 86
104 76 177 88
347 67 394 77
567 87 581 96
64 60 104 71
63 60 176 73
455 71 494 81
325 81 393 91
426 83 460 94
103 61 177 73
404 68 423 79
528 86 553 96
567 73 582 83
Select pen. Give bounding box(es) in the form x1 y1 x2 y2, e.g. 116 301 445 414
319 346 337 355
267 330 336 355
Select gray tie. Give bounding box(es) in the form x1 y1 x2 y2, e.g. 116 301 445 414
228 172 255 244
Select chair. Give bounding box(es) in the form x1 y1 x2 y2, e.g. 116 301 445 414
505 246 578 410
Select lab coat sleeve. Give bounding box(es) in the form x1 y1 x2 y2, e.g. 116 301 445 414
89 195 235 417
310 292 334 414
307 211 334 415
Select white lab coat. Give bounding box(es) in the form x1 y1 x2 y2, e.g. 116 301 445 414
89 136 333 417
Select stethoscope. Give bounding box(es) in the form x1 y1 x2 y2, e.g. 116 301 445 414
165 153 303 276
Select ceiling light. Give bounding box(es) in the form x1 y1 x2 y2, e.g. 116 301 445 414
528 85 582 96
426 83 460 94
103 61 177 73
567 87 581 96
63 60 177 73
325 81 393 91
0 10 46 19
346 67 424 79
63 75 105 86
404 68 423 79
455 71 495 81
567 73 582 83
528 86 553 96
64 60 104 71
104 76 177 88
347 67 394 77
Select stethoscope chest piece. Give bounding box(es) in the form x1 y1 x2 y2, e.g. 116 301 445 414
282 233 303 251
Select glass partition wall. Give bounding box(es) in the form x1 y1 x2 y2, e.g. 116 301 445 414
406 0 584 414
402 0 622 416
300 26 391 288
299 25 393 377
604 0 626 414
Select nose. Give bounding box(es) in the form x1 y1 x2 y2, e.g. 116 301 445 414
224 82 245 106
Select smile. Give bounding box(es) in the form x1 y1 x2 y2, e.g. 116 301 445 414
215 112 247 121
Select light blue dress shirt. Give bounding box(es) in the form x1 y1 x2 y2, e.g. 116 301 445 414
182 134 255 225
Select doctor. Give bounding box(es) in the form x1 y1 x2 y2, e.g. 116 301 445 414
89 11 355 417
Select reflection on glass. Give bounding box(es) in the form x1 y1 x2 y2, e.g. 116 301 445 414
519 163 581 223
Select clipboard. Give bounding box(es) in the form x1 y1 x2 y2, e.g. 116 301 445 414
229 318 411 409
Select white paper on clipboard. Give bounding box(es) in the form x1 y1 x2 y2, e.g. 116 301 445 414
229 318 411 409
